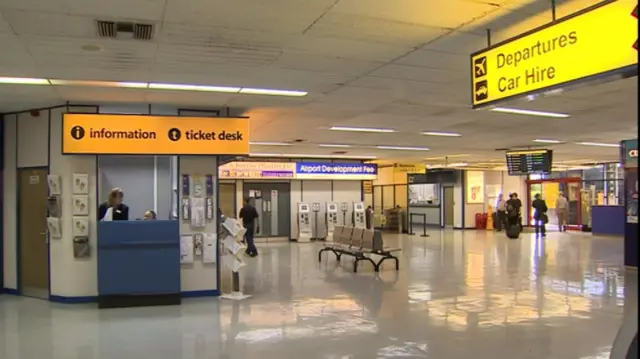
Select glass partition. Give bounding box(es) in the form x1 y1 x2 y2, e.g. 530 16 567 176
408 183 441 206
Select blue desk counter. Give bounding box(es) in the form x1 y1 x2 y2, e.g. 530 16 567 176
591 206 625 236
97 220 180 308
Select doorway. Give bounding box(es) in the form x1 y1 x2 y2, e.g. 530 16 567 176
18 168 50 299
219 182 236 219
443 186 454 227
244 182 291 243
527 178 582 231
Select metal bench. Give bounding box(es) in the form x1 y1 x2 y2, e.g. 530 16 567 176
318 226 401 273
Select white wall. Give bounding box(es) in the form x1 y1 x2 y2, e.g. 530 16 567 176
178 156 218 293
17 111 48 168
289 180 362 240
453 171 464 228
49 106 99 297
3 114 17 289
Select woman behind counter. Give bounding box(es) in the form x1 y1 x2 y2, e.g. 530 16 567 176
98 188 130 221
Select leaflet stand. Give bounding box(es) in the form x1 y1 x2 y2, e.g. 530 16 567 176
353 202 366 229
326 202 338 242
311 203 321 240
297 203 312 243
340 202 348 226
220 217 250 301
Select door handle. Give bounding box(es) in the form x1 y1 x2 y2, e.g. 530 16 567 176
39 232 47 235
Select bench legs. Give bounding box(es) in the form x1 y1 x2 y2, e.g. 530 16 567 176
374 254 399 271
318 248 400 273
318 247 333 262
353 256 377 273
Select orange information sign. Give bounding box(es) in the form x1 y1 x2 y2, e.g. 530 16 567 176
62 114 250 155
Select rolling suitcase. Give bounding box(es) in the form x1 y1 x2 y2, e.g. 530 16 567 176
506 223 520 239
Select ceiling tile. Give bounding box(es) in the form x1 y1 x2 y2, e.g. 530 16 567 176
305 13 449 47
331 0 498 29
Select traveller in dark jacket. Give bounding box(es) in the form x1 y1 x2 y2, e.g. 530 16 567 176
532 194 548 238
239 198 259 257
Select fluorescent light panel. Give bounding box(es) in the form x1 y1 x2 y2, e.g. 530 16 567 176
376 145 430 151
0 77 49 85
330 126 395 133
421 131 462 137
533 139 564 143
576 142 620 148
239 88 307 97
318 144 352 148
491 107 570 118
148 83 241 93
249 141 291 146
0 76 307 97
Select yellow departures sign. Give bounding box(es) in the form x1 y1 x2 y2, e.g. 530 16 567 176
471 0 638 108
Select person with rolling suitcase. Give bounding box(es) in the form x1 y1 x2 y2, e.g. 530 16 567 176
505 201 521 239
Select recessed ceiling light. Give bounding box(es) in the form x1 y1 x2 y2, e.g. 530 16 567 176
148 83 241 93
376 145 430 151
0 77 49 85
318 144 352 148
239 88 307 97
81 44 102 52
575 142 620 148
421 131 462 137
490 107 570 118
446 162 468 167
249 141 291 146
533 139 564 143
330 126 395 133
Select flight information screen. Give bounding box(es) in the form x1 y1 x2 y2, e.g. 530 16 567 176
505 149 553 175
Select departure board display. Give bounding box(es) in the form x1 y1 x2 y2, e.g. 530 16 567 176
505 149 553 175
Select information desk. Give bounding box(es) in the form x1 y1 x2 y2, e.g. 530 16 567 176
97 220 180 308
591 206 625 237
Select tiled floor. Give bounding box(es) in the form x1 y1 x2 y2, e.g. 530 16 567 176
1 230 636 359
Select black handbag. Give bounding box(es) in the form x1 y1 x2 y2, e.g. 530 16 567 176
541 213 549 224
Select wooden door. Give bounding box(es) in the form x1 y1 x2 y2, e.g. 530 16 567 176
18 168 50 298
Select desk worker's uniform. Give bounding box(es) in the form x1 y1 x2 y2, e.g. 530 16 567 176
98 202 130 221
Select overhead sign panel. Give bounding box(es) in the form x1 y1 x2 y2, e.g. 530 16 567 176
471 0 638 108
62 114 249 155
295 163 378 180
219 162 296 179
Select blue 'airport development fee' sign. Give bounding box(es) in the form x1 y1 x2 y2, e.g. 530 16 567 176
295 163 377 179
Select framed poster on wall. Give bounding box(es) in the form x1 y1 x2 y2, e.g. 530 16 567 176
466 171 485 204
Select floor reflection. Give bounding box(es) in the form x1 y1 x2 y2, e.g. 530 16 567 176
0 230 634 359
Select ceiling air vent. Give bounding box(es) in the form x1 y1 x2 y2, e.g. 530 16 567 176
96 20 117 38
332 151 348 155
133 23 154 40
96 20 154 40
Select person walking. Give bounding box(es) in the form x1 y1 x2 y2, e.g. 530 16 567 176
532 193 548 238
555 192 569 232
506 193 523 230
495 194 507 231
239 198 260 257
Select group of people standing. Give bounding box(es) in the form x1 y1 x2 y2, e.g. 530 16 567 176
494 191 570 238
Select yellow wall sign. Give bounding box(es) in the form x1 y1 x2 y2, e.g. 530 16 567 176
62 114 250 155
471 1 638 108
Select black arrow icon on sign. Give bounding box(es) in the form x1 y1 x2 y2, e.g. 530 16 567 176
633 5 638 50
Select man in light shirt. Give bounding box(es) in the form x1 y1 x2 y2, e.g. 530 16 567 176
555 192 569 232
